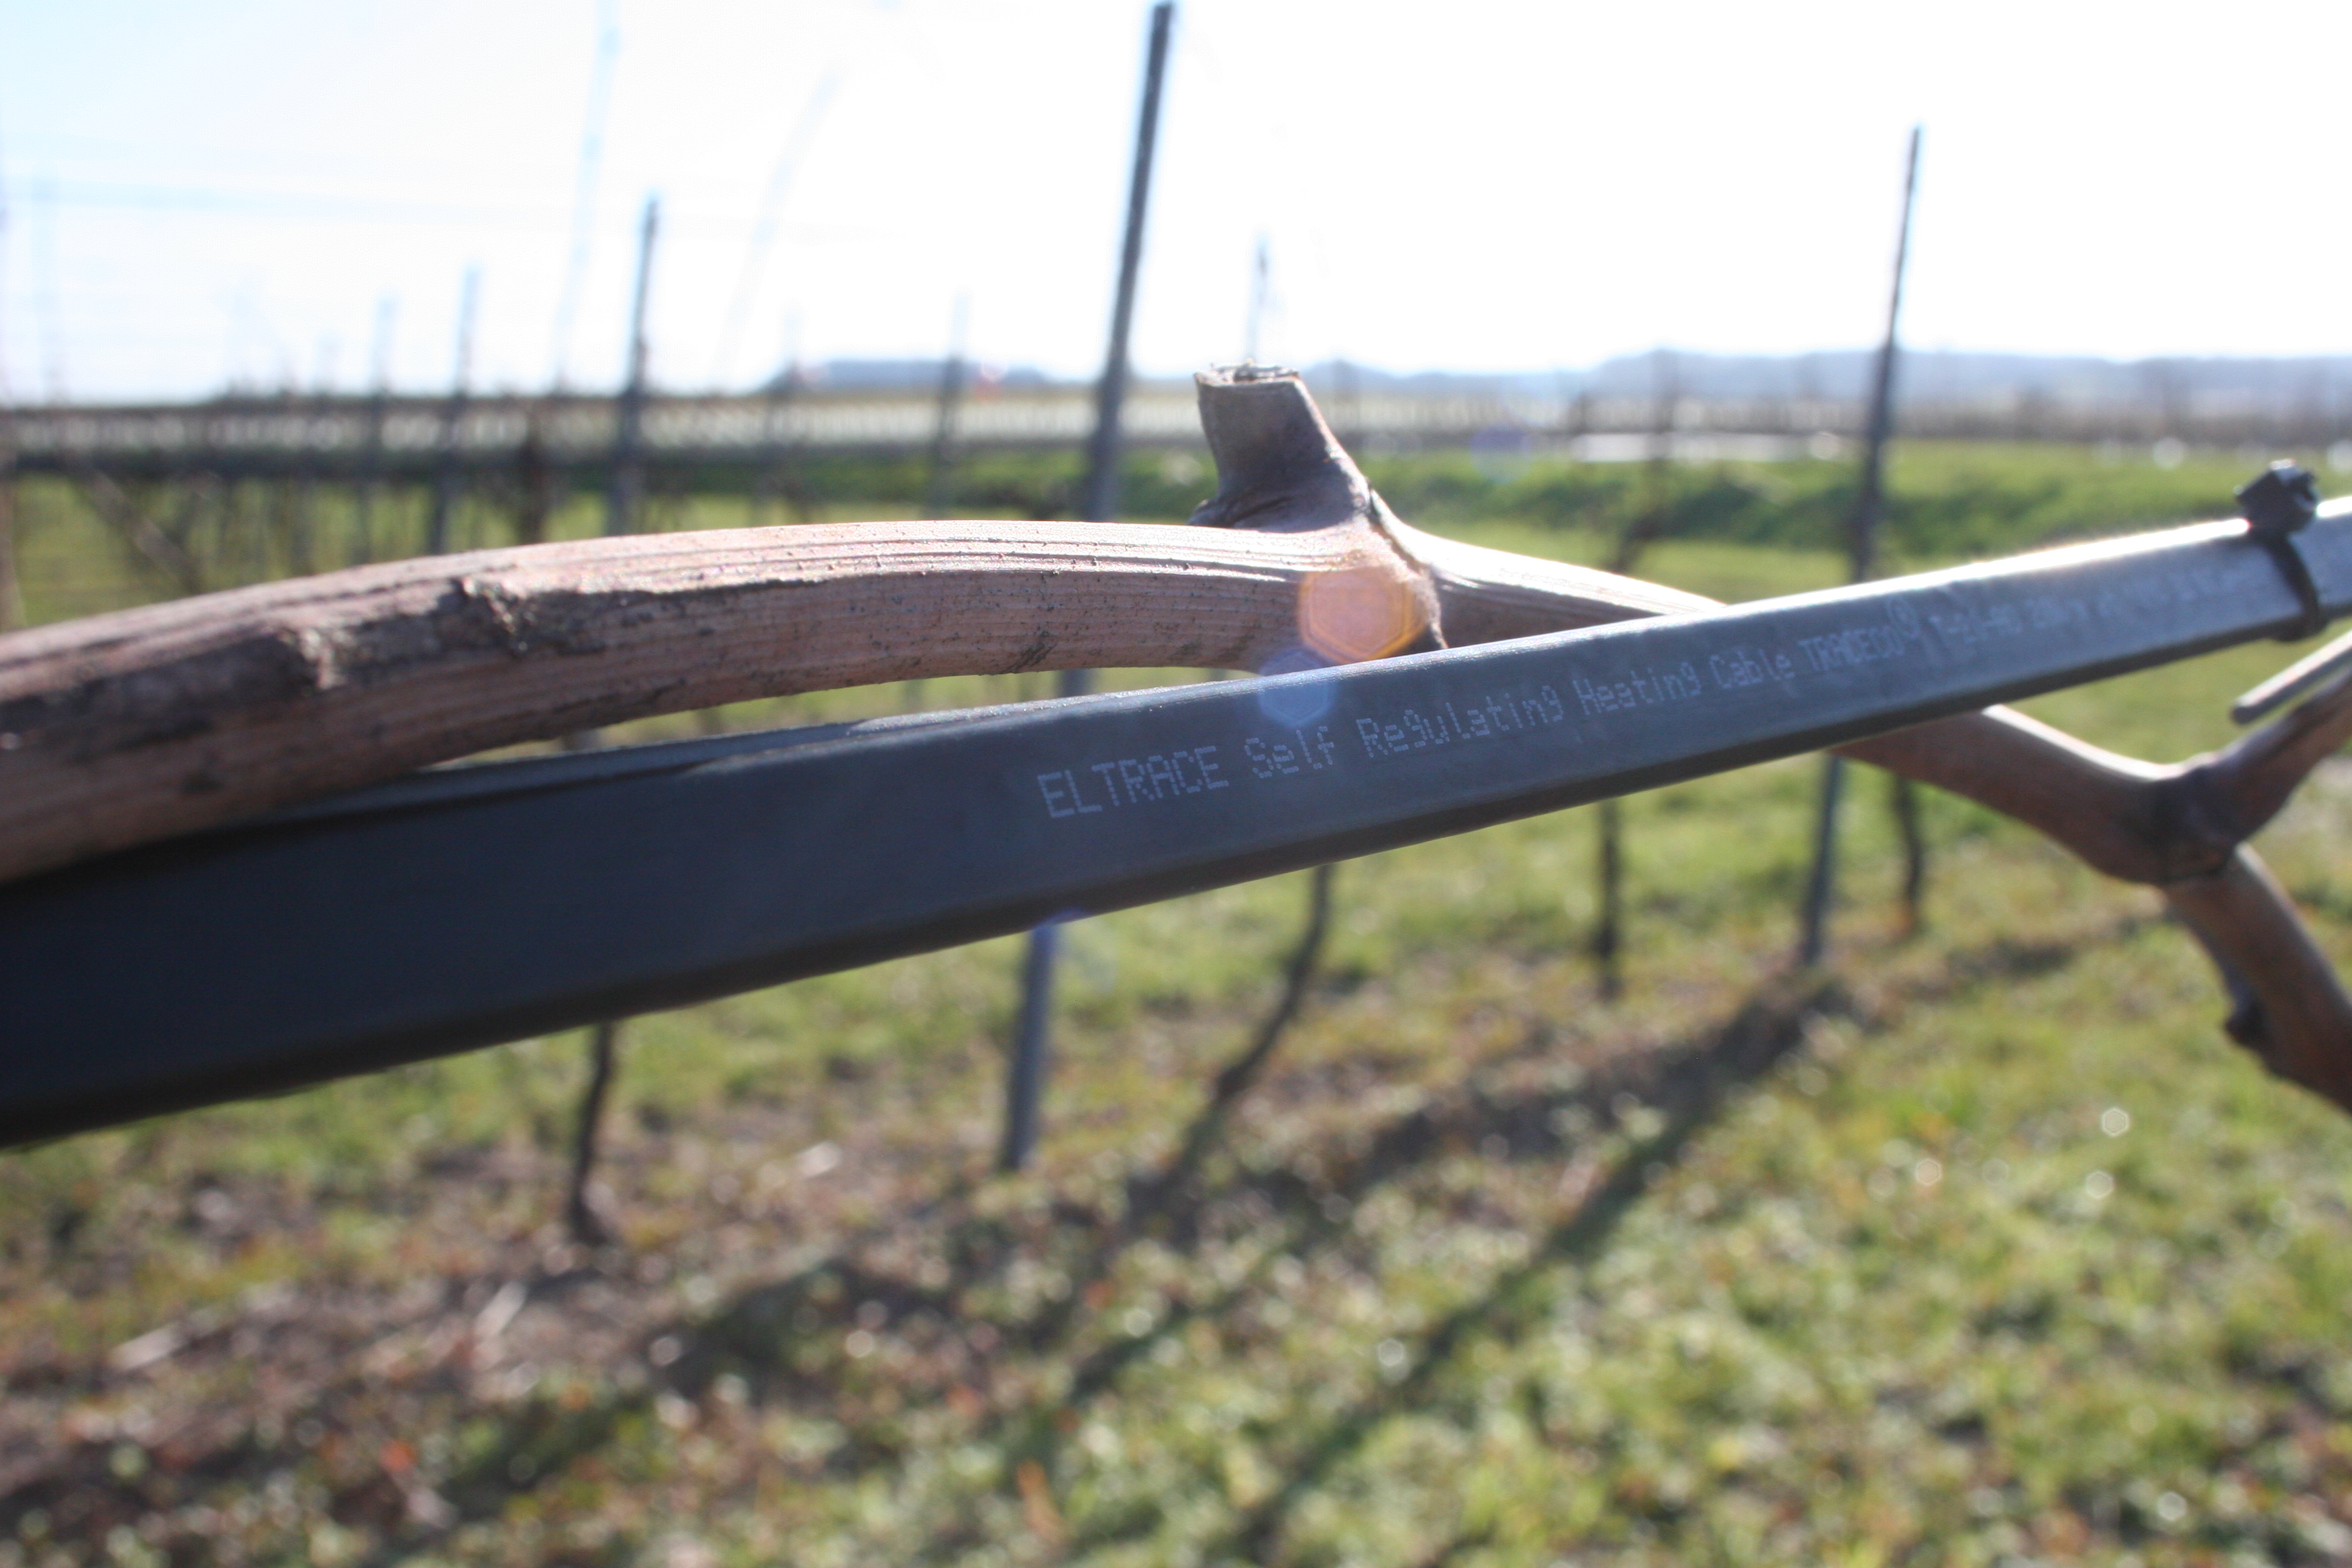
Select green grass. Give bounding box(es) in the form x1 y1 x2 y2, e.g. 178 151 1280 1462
1368 440 2313 567
3 436 2304 628
7 450 2352 1565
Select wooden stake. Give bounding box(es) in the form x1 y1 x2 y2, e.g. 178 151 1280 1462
1244 234 1271 364
352 297 394 567
0 166 16 628
565 1019 621 1244
424 270 479 557
1006 0 1177 1174
565 196 660 1244
0 436 20 632
752 314 803 528
605 199 658 542
921 295 970 521
1798 125 1921 967
1593 350 1677 1000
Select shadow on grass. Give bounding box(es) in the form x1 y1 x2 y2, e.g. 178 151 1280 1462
491 918 2130 1559
57 907 2155 1566
960 973 1838 1561
1206 973 1831 1563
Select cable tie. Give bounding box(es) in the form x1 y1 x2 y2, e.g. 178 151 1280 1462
2237 460 2328 642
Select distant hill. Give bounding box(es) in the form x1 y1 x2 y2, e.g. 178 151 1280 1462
775 352 2352 419
1295 353 2352 413
767 358 1061 393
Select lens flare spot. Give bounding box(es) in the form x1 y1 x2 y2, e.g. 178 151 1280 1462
1297 567 1424 664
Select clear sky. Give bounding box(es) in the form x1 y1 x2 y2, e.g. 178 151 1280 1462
2 0 2346 401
